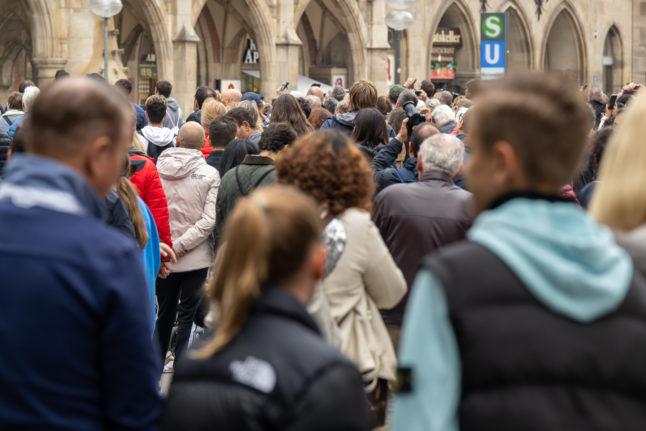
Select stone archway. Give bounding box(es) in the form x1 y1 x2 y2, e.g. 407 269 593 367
192 0 275 97
0 0 62 94
501 1 533 71
542 3 587 84
427 0 479 90
603 26 623 94
119 0 173 83
294 0 367 85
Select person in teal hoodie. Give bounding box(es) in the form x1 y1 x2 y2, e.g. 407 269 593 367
391 73 646 431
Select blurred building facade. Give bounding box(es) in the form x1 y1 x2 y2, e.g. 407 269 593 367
1 0 638 112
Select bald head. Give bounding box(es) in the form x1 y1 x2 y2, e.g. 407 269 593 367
307 86 324 100
23 76 133 197
178 122 205 150
25 77 132 159
222 89 242 106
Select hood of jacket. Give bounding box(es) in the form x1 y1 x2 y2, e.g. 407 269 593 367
0 154 104 219
141 125 175 147
439 122 456 134
403 156 417 173
157 147 206 180
166 97 180 116
335 111 357 126
468 195 633 323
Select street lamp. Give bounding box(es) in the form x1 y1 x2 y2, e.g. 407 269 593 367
386 7 415 84
90 0 123 82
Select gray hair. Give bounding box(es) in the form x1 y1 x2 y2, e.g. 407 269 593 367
431 104 455 127
23 86 40 112
336 100 350 114
305 94 322 109
239 99 261 130
322 97 337 114
419 133 464 177
331 86 345 101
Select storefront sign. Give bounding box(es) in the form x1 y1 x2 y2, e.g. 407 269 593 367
430 28 461 80
432 28 462 47
332 75 345 88
431 62 456 80
243 37 259 64
221 80 241 91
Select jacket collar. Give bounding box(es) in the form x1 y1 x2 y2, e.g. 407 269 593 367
242 154 275 166
420 169 453 183
487 191 572 211
0 154 105 219
251 287 321 336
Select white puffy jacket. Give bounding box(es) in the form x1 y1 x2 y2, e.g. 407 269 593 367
157 147 220 272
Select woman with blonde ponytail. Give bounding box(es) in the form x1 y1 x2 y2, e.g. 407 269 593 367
590 90 646 276
162 185 372 431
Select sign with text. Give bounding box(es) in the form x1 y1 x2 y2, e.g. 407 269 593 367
243 36 259 64
430 28 461 81
480 13 508 79
433 28 462 47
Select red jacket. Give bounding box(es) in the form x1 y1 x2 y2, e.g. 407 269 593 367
130 153 173 248
201 132 213 158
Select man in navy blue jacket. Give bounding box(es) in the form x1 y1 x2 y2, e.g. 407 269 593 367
0 77 161 430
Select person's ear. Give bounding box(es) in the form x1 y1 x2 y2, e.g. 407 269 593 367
83 136 118 196
492 141 520 187
144 111 150 122
416 157 423 175
409 142 414 157
311 244 327 281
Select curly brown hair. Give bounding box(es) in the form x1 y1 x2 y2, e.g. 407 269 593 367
276 129 374 215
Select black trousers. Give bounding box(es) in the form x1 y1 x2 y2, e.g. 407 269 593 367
155 268 208 364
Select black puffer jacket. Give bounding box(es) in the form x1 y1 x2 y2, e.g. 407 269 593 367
162 287 372 431
0 130 11 177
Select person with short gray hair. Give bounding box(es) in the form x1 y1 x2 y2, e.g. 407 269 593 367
330 85 346 102
8 85 40 139
373 132 473 347
431 104 456 134
418 133 464 178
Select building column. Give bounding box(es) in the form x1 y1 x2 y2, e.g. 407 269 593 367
274 42 301 93
173 25 200 118
366 0 391 94
32 57 68 87
269 0 300 94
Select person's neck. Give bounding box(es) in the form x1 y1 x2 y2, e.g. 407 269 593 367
149 122 164 128
487 188 569 211
259 151 278 159
213 146 226 152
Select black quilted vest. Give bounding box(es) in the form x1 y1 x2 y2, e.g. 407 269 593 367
422 241 646 431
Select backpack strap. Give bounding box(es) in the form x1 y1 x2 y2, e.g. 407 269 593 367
3 116 13 127
253 167 275 189
236 166 276 197
235 165 245 196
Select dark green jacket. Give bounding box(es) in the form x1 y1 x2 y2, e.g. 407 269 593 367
215 155 276 235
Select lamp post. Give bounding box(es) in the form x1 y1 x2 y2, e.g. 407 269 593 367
386 1 415 85
90 0 123 82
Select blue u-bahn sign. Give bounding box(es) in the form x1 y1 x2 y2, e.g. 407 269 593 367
480 13 508 79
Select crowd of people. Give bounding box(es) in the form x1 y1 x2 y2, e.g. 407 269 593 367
1 67 646 431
